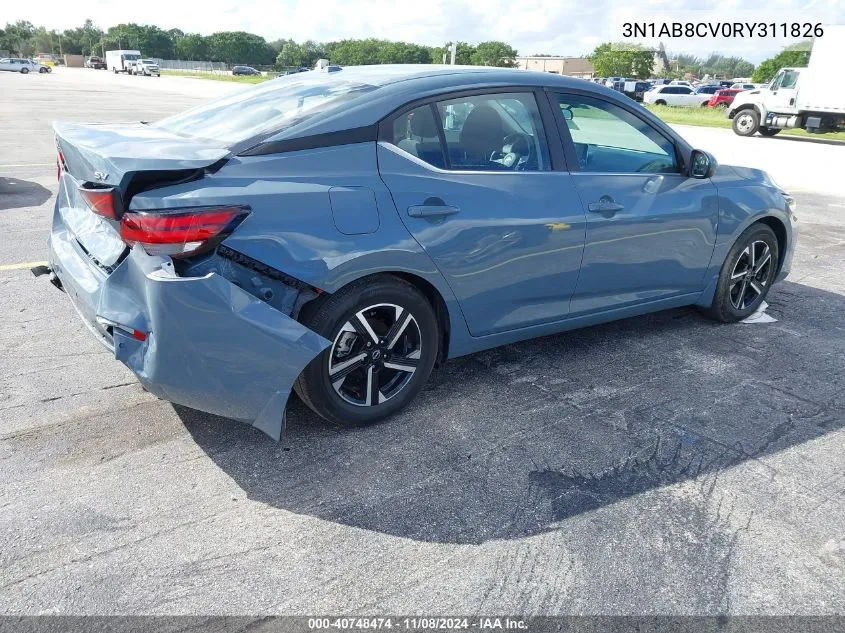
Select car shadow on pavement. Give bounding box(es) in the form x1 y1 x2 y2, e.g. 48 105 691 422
178 280 845 545
0 177 52 211
761 134 845 147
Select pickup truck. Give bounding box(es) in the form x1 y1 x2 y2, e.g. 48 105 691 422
133 59 160 76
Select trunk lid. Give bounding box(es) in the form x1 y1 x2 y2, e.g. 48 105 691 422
53 121 230 268
54 121 229 189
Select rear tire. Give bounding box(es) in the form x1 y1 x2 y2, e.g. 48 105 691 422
294 276 439 426
706 223 779 323
732 109 759 136
655 99 666 106
758 127 781 137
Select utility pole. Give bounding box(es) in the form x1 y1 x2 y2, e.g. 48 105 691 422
450 42 457 65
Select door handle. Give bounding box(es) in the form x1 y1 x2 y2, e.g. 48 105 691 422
587 199 624 214
407 204 460 219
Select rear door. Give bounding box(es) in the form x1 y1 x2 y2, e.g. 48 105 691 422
549 91 718 315
377 89 586 337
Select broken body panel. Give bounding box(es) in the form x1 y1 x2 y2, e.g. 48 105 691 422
49 186 330 441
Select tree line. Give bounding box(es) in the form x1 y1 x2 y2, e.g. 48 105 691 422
0 19 518 68
588 42 756 80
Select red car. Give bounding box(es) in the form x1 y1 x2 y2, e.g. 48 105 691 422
708 88 743 108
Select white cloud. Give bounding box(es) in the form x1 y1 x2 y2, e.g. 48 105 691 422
7 0 842 62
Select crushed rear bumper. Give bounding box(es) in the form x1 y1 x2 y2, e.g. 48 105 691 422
47 208 330 441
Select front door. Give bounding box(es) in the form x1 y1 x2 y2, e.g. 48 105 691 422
378 90 586 337
551 92 719 315
768 69 801 113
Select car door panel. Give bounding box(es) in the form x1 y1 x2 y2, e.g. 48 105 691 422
551 92 719 314
378 145 586 336
569 173 718 313
377 93 586 337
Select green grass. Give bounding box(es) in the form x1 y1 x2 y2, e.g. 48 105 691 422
644 104 845 141
161 69 271 84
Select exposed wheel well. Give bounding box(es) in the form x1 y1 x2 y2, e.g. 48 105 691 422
299 272 451 365
756 216 788 275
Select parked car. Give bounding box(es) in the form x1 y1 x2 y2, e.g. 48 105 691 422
695 85 721 95
47 66 796 440
622 80 652 102
643 84 710 107
0 57 49 73
85 56 107 70
233 66 260 76
133 59 160 76
707 88 743 108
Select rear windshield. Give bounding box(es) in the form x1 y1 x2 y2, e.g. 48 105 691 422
153 74 378 145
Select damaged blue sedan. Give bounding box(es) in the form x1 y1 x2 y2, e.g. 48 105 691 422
47 65 797 440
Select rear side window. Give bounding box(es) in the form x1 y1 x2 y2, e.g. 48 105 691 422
388 92 550 172
390 106 446 169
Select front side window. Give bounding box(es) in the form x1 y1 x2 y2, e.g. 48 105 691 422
435 92 550 171
554 94 679 174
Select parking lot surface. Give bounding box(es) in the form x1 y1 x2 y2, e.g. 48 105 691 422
1 68 844 615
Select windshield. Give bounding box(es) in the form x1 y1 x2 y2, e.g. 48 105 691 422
124 54 140 60
141 59 155 64
153 74 378 145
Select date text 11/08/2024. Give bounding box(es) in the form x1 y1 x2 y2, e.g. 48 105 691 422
307 618 528 630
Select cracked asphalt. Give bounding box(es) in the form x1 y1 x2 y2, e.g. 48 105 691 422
1 68 844 615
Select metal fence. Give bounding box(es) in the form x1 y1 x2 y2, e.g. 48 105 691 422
151 59 294 76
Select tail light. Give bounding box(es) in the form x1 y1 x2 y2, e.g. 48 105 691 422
120 207 248 258
56 148 67 182
79 186 118 219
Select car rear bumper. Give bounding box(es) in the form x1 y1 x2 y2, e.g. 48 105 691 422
47 203 330 440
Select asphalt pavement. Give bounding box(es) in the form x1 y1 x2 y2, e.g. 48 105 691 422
1 68 844 616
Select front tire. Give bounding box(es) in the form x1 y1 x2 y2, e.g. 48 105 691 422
706 223 779 322
21 67 29 74
294 276 439 426
732 109 759 136
654 99 666 106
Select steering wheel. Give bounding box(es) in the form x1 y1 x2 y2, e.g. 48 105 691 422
502 133 533 170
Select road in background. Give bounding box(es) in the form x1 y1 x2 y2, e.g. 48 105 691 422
1 68 844 615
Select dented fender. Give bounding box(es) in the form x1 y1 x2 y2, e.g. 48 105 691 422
53 237 330 440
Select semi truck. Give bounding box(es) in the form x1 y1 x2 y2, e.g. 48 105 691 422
728 24 845 137
106 49 142 74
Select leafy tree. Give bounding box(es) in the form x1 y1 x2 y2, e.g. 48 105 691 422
588 42 653 79
274 39 320 68
752 42 812 83
1 20 36 56
432 41 476 65
206 31 275 65
471 41 517 67
175 33 209 60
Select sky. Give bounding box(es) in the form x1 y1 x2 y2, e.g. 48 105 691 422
6 0 842 63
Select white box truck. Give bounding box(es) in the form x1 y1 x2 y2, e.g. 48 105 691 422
728 25 845 137
106 49 142 74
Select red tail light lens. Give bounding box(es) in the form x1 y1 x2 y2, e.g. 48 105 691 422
120 207 247 257
79 186 117 219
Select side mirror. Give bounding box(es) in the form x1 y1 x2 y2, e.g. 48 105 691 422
561 107 573 121
690 149 716 179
